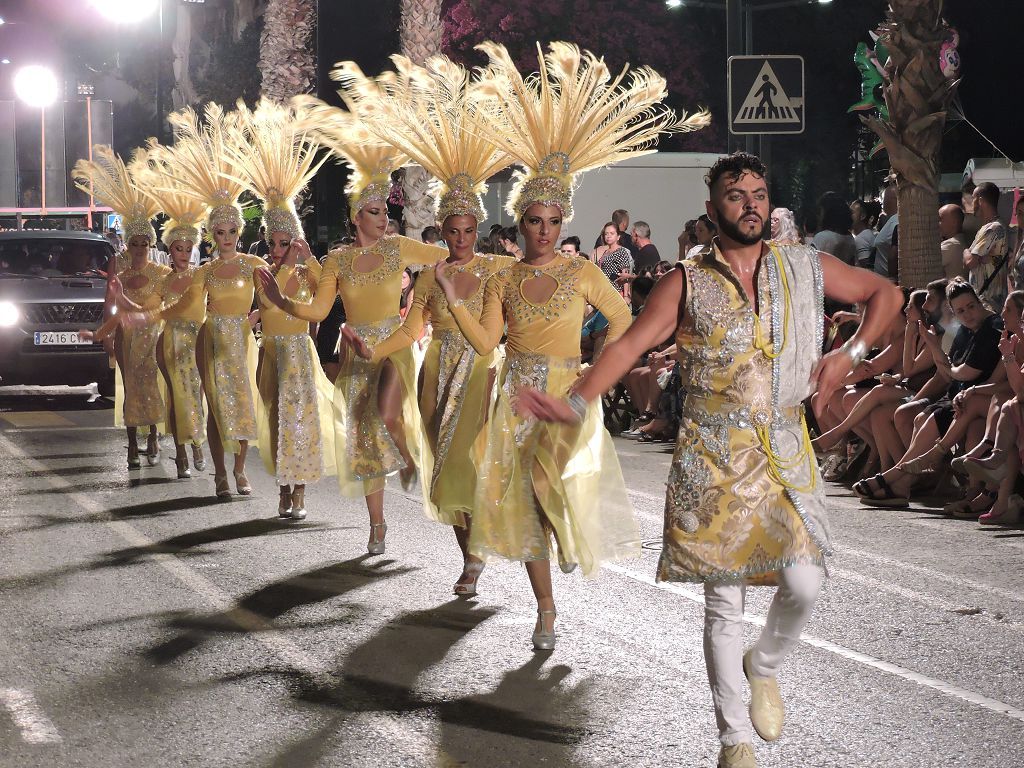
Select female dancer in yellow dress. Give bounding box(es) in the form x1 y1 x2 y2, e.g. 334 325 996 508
228 100 336 520
72 147 168 469
345 54 514 594
258 96 446 554
435 42 707 649
125 105 262 499
129 149 209 478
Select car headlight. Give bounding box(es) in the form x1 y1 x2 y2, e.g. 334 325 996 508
0 300 19 327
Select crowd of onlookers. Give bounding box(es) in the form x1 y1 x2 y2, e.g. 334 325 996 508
590 185 1024 527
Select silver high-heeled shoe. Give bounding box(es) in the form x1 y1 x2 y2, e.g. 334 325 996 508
233 470 252 495
192 445 207 472
175 456 191 479
289 488 306 520
453 561 485 597
532 609 557 651
278 489 292 518
146 436 160 467
367 522 387 555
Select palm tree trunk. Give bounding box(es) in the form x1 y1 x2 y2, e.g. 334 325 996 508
399 0 443 240
259 0 317 103
863 0 958 286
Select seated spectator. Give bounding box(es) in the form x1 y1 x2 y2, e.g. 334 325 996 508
946 290 1024 522
653 260 673 279
855 280 1005 506
421 225 444 246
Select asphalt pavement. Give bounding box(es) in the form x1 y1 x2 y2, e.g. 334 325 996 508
1 393 1023 768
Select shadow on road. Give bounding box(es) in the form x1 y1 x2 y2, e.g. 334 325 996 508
145 555 417 665
244 599 587 766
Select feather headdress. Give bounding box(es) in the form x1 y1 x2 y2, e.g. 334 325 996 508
164 103 247 231
342 54 512 225
137 141 209 247
294 66 408 220
72 145 160 243
473 41 711 221
225 99 328 240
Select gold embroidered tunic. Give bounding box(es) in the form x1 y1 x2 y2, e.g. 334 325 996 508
371 254 515 526
659 243 832 585
448 254 640 575
153 268 206 447
278 235 446 497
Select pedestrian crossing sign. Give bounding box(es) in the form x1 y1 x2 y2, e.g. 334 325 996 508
728 56 805 135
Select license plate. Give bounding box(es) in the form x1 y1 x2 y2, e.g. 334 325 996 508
33 331 91 345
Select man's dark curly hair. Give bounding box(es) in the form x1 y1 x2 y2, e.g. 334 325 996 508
705 152 769 190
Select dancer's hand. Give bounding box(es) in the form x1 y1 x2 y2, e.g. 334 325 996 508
247 309 260 328
810 349 854 422
434 260 457 304
256 267 286 308
339 324 372 359
516 388 579 424
288 237 313 263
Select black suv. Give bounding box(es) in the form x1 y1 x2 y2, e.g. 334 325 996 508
0 230 114 393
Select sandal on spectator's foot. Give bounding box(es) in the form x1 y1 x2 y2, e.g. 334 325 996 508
951 490 995 519
853 474 883 498
978 495 1022 526
951 440 992 473
819 453 846 482
858 474 909 508
899 443 947 475
964 453 1009 487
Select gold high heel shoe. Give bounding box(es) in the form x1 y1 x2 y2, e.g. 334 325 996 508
367 522 387 555
532 609 557 651
289 487 306 520
233 470 252 495
127 443 141 470
214 472 231 500
192 444 206 472
453 561 485 597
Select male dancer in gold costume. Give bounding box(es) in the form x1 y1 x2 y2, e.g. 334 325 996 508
520 152 903 767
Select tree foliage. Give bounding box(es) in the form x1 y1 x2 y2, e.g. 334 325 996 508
442 0 720 151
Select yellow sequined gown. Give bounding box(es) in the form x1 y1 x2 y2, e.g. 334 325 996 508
156 254 262 453
278 235 447 497
255 261 337 485
448 254 640 575
149 268 206 447
372 254 514 526
115 259 171 428
659 244 832 586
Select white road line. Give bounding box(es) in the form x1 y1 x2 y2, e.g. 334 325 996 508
0 688 62 744
601 563 1024 725
903 516 1024 553
0 434 435 758
840 541 1024 604
628 493 1024 604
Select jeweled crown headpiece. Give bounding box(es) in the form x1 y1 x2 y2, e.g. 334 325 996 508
472 42 711 222
225 99 328 240
164 103 247 232
72 145 160 244
339 54 512 225
137 140 209 247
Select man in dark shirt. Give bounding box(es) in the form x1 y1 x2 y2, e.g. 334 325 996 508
631 221 661 272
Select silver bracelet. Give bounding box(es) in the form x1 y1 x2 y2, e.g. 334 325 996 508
567 392 588 422
840 338 869 368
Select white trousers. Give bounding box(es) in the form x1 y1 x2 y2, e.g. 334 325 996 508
703 564 823 746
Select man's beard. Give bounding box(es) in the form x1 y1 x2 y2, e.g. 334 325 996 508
713 204 770 246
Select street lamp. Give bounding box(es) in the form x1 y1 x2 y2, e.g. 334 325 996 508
13 65 59 214
78 83 97 228
90 0 159 24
